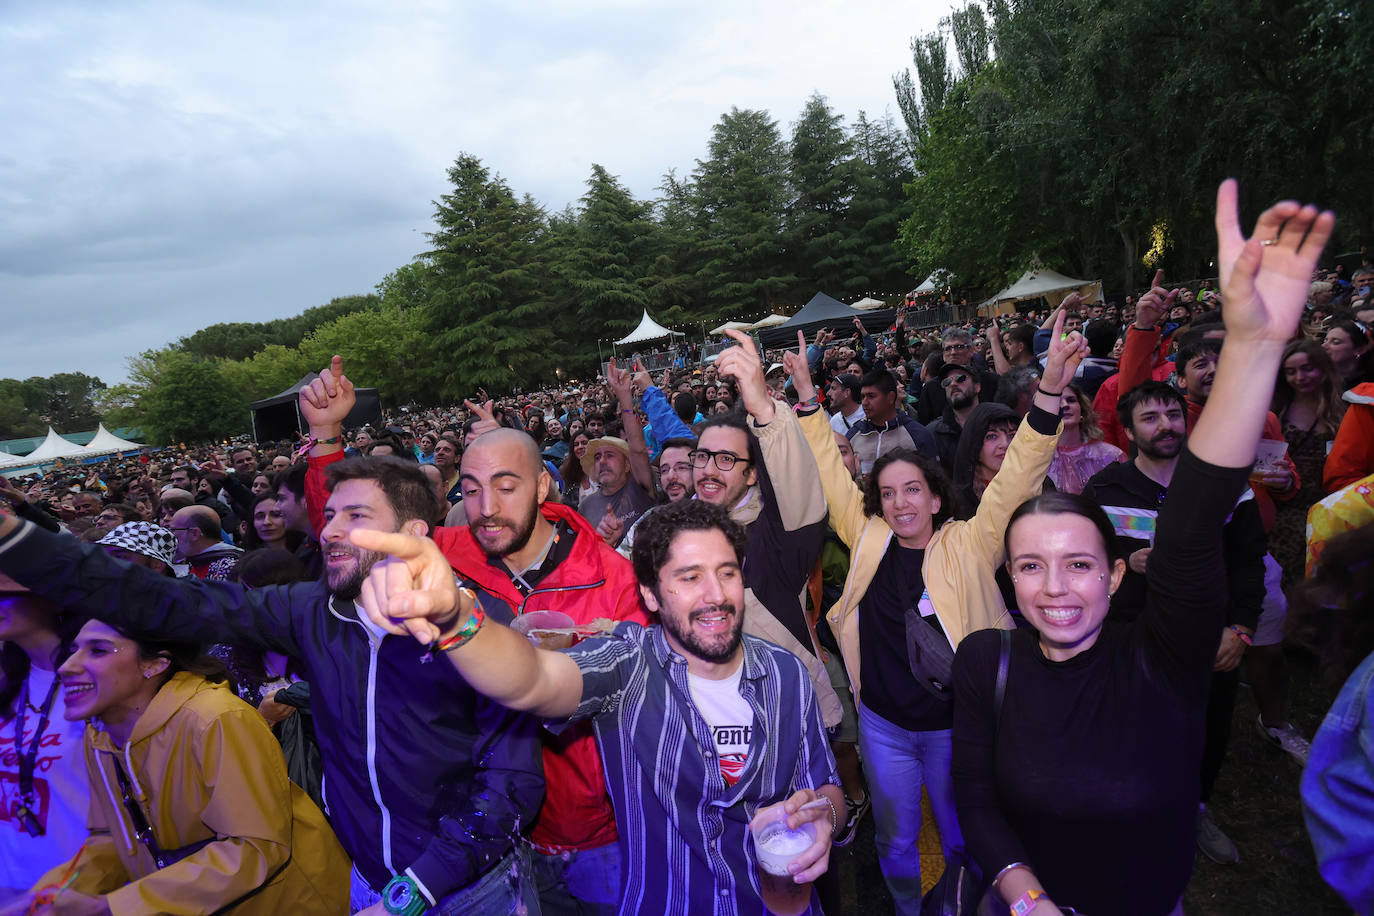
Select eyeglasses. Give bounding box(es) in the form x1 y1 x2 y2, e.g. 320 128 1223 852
940 373 971 388
168 526 198 533
942 343 970 352
659 462 693 477
689 449 751 472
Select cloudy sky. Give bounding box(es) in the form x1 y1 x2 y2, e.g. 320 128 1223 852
2 0 943 384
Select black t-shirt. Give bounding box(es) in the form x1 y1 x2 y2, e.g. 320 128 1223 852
858 544 953 731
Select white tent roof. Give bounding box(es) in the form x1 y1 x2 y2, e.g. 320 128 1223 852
744 313 790 329
710 321 754 335
614 310 682 346
980 268 1102 315
850 298 886 310
23 427 95 461
911 271 950 295
0 452 26 467
84 424 143 452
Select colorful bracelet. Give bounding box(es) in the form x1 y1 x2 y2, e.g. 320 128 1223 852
316 434 341 445
1228 625 1253 646
793 395 821 413
435 604 485 652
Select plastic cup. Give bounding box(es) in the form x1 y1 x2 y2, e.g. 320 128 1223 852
751 805 816 915
510 610 577 649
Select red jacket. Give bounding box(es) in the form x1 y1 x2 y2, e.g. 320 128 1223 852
1326 383 1374 493
433 501 649 853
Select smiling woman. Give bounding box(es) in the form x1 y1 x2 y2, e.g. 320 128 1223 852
12 618 351 915
950 181 1336 916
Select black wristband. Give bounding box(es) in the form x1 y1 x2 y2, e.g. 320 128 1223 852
1036 385 1064 398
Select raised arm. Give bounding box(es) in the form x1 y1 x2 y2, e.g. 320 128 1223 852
1144 180 1334 682
607 358 655 493
350 529 586 718
718 329 827 530
985 322 1013 377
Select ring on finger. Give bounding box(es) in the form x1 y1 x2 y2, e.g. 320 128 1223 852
1261 238 1279 246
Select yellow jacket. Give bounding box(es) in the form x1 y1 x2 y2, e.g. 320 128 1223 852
789 407 1058 699
36 672 349 915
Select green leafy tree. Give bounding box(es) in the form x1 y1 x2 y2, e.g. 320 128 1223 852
845 111 917 294
421 154 556 398
139 351 249 445
692 108 796 318
299 305 427 406
787 93 857 297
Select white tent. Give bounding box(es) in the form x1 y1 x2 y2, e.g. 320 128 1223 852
614 310 683 346
980 268 1102 316
744 313 790 330
850 298 887 310
0 452 26 467
84 424 143 453
710 321 753 335
22 427 95 462
911 271 951 296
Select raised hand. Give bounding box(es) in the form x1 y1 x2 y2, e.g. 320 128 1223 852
717 329 774 423
298 356 356 429
630 360 652 399
595 505 624 546
605 357 633 407
1215 179 1335 344
783 330 817 403
1133 269 1176 330
1039 310 1089 393
463 399 500 440
350 528 475 644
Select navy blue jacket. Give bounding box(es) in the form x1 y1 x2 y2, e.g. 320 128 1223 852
0 520 543 905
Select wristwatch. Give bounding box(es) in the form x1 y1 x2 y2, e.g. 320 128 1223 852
1010 888 1048 915
382 875 428 916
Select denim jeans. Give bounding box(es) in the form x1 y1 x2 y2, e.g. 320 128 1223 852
530 841 622 915
857 702 963 916
349 847 541 915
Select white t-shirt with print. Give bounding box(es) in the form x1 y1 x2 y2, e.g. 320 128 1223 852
688 664 754 787
0 667 91 891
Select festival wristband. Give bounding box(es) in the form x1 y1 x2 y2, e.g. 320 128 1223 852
793 395 820 413
1036 385 1064 398
1228 625 1253 646
381 875 428 916
1010 888 1048 915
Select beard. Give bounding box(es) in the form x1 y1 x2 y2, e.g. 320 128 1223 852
327 543 387 601
949 390 977 410
660 601 744 664
469 505 539 559
1135 429 1183 460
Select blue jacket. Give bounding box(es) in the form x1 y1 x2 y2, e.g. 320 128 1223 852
0 520 543 906
1303 650 1374 914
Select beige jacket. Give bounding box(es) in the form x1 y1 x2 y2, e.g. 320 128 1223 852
786 406 1058 699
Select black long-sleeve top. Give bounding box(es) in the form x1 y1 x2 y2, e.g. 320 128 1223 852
951 449 1249 916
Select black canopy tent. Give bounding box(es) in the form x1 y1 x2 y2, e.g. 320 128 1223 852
756 292 897 350
248 375 383 444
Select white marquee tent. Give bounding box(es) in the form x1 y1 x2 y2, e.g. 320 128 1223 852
980 268 1102 316
850 298 887 310
614 310 683 347
709 321 753 336
744 313 790 330
23 428 96 462
83 424 144 453
911 271 951 296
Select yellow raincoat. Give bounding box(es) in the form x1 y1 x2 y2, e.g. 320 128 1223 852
34 672 349 915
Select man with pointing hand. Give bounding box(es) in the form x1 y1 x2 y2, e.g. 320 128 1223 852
352 498 844 916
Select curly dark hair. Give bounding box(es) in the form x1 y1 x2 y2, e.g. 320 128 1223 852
630 499 747 590
862 448 953 530
1287 524 1374 692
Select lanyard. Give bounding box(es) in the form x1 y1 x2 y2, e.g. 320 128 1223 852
13 673 60 837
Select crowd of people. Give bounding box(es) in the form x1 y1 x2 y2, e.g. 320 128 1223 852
1 182 1373 915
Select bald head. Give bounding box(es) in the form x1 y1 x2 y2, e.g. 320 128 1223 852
170 504 222 555
462 427 544 479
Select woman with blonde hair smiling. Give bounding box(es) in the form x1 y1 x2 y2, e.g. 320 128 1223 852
1046 384 1126 495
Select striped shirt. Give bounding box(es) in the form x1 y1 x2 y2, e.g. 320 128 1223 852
555 622 840 915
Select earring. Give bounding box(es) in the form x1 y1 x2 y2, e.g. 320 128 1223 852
1098 574 1105 581
1012 577 1019 584
142 671 152 679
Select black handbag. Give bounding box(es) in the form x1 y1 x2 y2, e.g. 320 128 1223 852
905 606 957 701
920 631 1011 916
